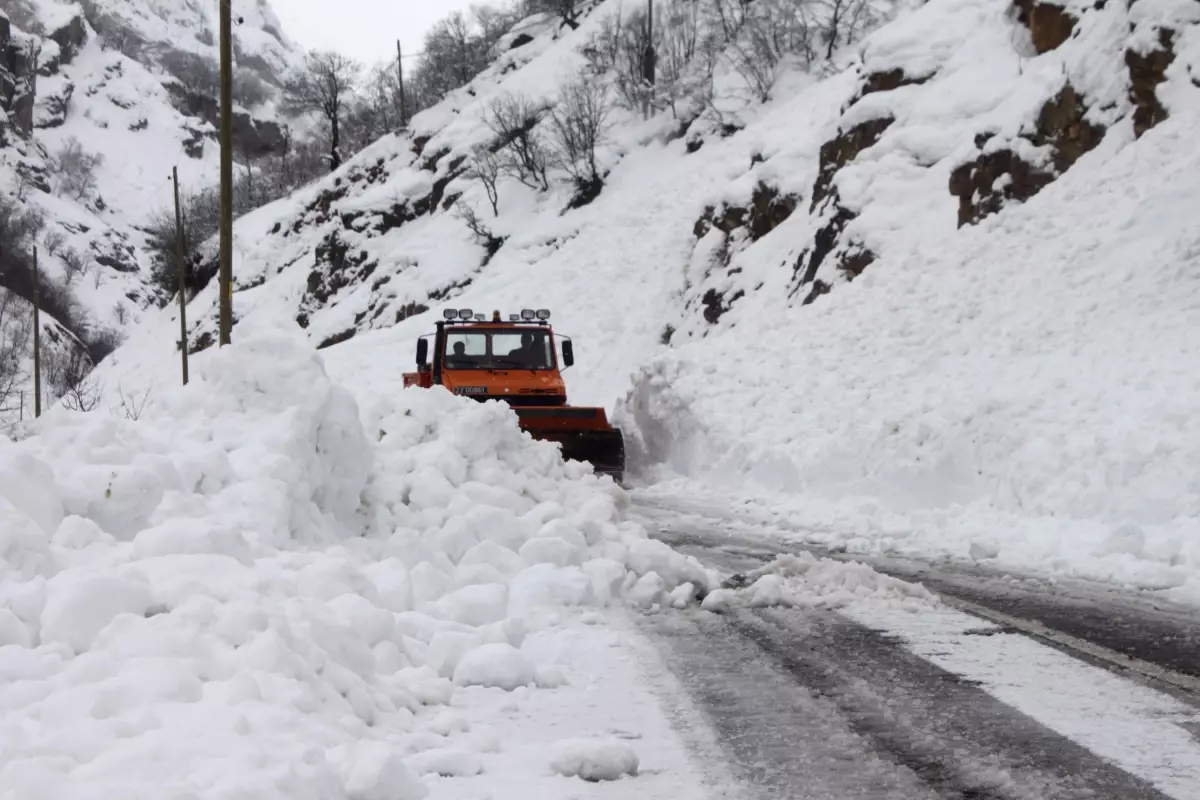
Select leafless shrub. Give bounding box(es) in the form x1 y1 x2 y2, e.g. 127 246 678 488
548 70 612 188
51 136 105 201
43 229 66 258
483 93 552 191
466 145 502 215
113 301 128 326
454 200 506 261
0 289 32 416
117 384 151 421
46 345 102 412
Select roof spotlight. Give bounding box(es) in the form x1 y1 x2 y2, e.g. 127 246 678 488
509 314 520 321
458 309 474 320
474 314 485 321
520 309 535 320
443 309 457 320
535 309 551 320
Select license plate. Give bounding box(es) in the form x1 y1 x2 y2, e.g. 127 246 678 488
454 386 487 395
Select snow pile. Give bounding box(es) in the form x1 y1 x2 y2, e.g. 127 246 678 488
0 322 717 797
549 737 640 782
700 553 938 613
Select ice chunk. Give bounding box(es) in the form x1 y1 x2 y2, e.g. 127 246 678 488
452 643 534 690
344 742 428 800
549 738 639 781
435 583 508 627
40 571 154 653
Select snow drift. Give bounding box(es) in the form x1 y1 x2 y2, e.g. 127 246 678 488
0 321 716 797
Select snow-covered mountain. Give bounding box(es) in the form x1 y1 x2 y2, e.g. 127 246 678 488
88 0 1200 599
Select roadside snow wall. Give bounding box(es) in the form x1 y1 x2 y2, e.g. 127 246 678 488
0 323 715 798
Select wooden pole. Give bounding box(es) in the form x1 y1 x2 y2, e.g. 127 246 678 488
218 0 234 346
396 40 408 128
32 246 41 418
172 166 189 385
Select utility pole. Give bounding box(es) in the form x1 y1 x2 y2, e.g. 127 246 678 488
396 40 408 128
172 166 189 385
31 246 41 418
218 0 234 346
642 0 656 120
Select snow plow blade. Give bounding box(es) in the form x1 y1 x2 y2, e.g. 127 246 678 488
513 407 626 484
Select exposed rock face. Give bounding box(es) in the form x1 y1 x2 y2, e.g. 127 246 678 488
1013 0 1076 54
949 84 1105 226
0 15 37 139
1126 28 1175 138
164 83 286 158
694 182 800 243
811 116 894 211
48 15 87 65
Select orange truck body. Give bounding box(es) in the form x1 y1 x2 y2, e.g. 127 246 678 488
403 309 625 482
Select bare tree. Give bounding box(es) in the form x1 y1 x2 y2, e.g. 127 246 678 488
0 289 32 416
45 345 101 412
51 137 105 201
466 144 502 216
483 93 552 191
282 50 362 171
548 70 612 189
526 0 579 29
116 384 152 421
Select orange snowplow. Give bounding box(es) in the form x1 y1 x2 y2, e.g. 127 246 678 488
403 308 625 483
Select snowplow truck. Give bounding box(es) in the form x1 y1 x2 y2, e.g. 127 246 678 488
403 308 626 484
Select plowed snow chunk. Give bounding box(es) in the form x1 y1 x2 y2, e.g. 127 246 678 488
452 642 534 690
509 564 593 616
549 738 639 781
436 583 507 626
344 742 428 800
40 572 154 653
408 747 483 777
703 553 937 612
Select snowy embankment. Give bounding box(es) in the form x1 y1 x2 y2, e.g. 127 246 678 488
617 0 1200 602
0 319 718 797
620 102 1200 603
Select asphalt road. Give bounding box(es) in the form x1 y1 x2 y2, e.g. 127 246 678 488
627 496 1200 800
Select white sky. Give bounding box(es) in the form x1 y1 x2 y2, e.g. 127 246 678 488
267 0 479 67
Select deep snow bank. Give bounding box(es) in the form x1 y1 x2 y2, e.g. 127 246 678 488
0 323 716 797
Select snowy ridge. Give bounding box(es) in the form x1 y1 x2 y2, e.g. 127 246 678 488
0 320 718 796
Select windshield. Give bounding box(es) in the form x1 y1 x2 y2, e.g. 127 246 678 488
444 329 554 370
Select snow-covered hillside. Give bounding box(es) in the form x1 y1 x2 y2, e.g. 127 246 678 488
94 0 1200 601
0 0 309 420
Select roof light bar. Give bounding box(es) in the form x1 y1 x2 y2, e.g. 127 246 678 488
520 309 535 320
443 309 457 320
535 309 550 320
458 309 474 320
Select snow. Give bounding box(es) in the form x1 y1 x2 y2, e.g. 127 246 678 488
0 320 720 797
549 737 640 782
700 552 938 613
6 0 1200 785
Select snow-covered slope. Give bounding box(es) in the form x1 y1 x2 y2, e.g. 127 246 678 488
98 0 1200 599
0 0 307 415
